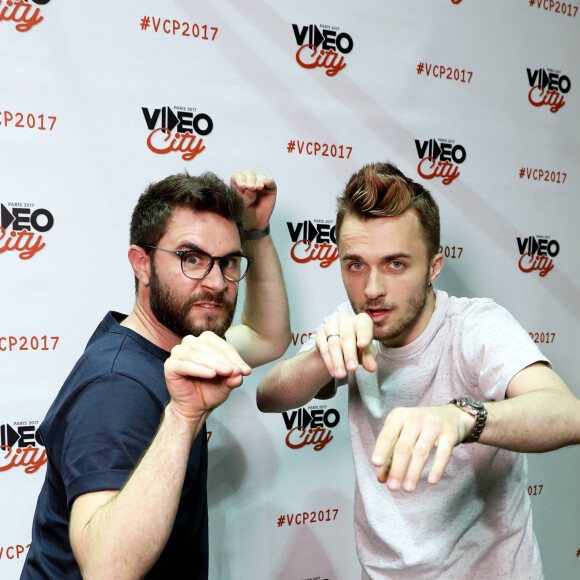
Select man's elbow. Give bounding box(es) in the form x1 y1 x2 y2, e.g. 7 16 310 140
274 330 292 359
256 386 278 413
261 330 292 363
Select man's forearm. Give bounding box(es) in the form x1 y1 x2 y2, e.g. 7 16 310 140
257 349 333 412
237 234 291 366
71 404 207 579
478 388 580 452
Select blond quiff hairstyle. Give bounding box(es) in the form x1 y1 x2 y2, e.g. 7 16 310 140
335 161 440 259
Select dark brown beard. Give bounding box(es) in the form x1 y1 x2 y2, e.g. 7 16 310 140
149 261 237 338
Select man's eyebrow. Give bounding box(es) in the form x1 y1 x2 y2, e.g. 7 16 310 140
178 242 243 257
342 252 412 262
178 242 205 252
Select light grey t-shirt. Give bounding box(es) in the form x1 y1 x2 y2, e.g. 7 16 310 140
301 291 549 579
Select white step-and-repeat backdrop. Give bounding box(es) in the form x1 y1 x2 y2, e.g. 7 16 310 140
1 1 579 578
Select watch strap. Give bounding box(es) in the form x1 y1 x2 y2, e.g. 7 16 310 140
450 397 488 443
243 223 270 240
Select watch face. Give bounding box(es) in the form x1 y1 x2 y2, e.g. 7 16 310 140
460 397 483 410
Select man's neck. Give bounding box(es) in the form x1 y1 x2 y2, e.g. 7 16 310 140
121 305 181 352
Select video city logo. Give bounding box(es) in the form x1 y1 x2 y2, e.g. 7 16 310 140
287 219 338 268
0 0 50 32
415 138 466 185
142 105 213 162
516 235 559 277
0 202 54 260
292 23 353 77
282 405 340 451
0 422 46 474
527 68 571 113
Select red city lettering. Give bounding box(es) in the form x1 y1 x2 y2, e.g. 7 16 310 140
285 426 333 451
528 85 565 113
296 44 346 77
290 239 338 268
0 445 47 474
147 128 206 161
0 0 43 32
518 252 554 277
417 157 460 185
0 228 45 260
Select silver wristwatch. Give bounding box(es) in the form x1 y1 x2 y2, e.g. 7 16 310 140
449 397 488 443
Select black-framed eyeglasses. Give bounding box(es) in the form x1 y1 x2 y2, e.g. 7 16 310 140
144 245 253 282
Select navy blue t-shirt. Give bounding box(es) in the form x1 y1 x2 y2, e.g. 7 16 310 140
21 312 209 579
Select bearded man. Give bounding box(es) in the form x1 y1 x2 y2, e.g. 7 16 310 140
22 169 290 579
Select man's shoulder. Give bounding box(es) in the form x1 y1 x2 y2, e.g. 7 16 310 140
40 313 168 442
444 294 503 322
442 294 528 346
83 311 168 370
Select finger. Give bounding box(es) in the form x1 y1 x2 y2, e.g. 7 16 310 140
229 170 247 191
372 412 404 480
199 333 252 375
171 344 237 377
181 333 251 375
315 325 342 378
254 173 277 193
375 449 394 484
354 312 374 349
241 169 258 190
427 435 455 485
334 314 359 372
223 373 246 388
164 357 218 381
382 422 422 491
400 427 439 492
360 343 378 373
262 176 277 192
253 172 267 191
325 334 348 378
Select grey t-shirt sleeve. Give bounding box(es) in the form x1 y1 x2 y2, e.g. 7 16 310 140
455 300 550 402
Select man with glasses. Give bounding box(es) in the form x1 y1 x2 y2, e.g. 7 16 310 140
22 169 290 579
257 161 579 579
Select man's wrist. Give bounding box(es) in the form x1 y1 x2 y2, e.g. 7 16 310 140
164 401 210 440
243 223 270 240
449 397 488 443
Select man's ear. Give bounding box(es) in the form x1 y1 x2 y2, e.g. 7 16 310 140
128 245 151 288
429 252 444 285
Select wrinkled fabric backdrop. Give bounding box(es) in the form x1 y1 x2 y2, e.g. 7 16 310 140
1 1 579 578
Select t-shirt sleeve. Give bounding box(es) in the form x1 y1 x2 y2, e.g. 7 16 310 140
58 374 165 508
456 300 551 402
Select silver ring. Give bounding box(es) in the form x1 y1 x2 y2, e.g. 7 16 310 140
326 332 340 341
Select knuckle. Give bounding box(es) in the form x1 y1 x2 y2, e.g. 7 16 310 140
171 343 187 357
393 441 413 455
412 444 431 459
389 406 406 420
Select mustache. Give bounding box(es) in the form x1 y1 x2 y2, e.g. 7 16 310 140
358 300 398 311
184 290 235 310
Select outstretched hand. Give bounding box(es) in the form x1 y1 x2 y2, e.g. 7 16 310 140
371 404 474 492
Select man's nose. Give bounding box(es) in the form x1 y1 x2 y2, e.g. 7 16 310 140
201 260 228 292
364 268 386 300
